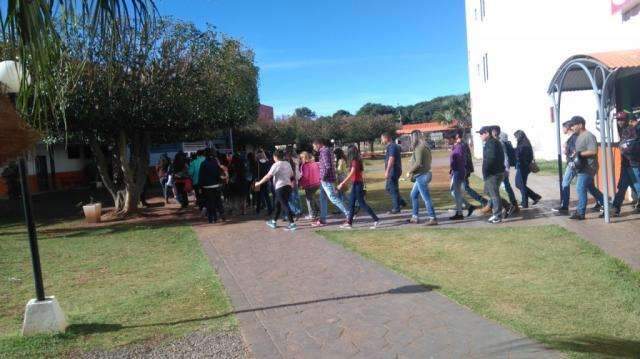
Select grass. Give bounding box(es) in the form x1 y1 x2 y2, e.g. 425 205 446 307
0 220 234 358
320 226 640 358
535 159 562 177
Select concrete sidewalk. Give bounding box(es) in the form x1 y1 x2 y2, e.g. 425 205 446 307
195 220 557 359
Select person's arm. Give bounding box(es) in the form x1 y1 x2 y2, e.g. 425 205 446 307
338 166 355 191
406 148 422 176
254 168 274 187
385 154 395 179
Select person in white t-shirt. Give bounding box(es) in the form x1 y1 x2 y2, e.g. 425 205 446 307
254 149 297 231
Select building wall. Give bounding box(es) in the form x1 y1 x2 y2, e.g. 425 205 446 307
258 104 275 124
465 0 640 159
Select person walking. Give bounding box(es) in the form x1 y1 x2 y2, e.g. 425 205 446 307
199 149 226 224
609 112 640 217
156 154 172 204
513 130 542 208
381 131 407 214
338 145 380 229
405 131 438 226
448 131 468 221
188 150 206 211
478 126 506 224
254 149 297 231
286 148 303 219
334 147 349 205
312 138 350 227
255 150 274 216
460 137 488 215
492 127 518 215
569 116 605 220
170 152 190 208
299 151 321 220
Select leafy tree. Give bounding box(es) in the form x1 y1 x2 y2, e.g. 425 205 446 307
332 109 351 118
63 18 258 215
293 107 316 119
356 103 396 117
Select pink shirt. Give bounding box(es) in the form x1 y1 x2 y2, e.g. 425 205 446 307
299 162 321 189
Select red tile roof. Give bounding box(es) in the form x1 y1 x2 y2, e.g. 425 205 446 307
589 49 640 69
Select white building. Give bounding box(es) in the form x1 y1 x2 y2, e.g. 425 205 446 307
465 0 640 159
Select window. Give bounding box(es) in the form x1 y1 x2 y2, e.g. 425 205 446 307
480 0 486 21
482 53 489 83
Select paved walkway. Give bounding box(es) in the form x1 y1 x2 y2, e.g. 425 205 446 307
195 220 557 358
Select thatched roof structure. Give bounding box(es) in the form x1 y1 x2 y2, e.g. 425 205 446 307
0 94 39 166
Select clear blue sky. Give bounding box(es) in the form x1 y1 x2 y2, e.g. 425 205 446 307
156 0 470 117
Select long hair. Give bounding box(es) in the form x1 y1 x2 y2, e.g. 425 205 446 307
347 145 363 172
410 131 423 150
514 130 531 147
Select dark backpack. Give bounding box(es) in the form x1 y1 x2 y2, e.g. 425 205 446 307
504 141 517 167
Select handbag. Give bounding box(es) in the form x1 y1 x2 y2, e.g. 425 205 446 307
529 160 540 174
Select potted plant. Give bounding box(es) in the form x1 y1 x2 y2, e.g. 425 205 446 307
82 197 102 223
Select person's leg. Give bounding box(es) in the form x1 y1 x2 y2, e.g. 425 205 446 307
464 177 488 206
319 184 328 223
487 175 503 217
386 178 399 212
355 182 379 222
612 168 630 210
304 188 314 217
213 188 225 220
418 172 437 219
273 190 283 222
348 185 358 225
560 166 575 209
410 179 421 218
575 173 589 216
629 167 640 203
322 181 349 217
450 177 463 214
502 172 518 206
392 176 406 208
515 167 527 207
587 178 604 208
280 186 294 223
202 188 214 223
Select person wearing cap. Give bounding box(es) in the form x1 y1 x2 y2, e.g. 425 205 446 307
569 116 605 220
478 126 506 224
491 126 518 216
609 111 640 216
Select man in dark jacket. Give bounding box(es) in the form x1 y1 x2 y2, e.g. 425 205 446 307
461 139 489 215
479 126 506 223
610 112 640 216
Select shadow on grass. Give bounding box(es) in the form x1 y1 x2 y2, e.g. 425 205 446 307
500 335 640 357
66 284 438 335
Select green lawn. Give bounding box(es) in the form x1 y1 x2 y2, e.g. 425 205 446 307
535 159 562 177
320 226 640 358
0 220 234 358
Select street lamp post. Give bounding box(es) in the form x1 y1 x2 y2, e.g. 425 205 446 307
0 60 67 336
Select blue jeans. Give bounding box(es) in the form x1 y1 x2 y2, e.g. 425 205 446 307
348 182 378 224
463 177 488 206
385 176 406 212
411 173 437 219
319 181 349 222
515 166 540 207
613 166 640 209
288 185 302 216
450 173 465 214
560 164 576 209
502 171 518 206
576 173 604 215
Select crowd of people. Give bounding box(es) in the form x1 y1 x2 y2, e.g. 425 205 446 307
153 112 640 230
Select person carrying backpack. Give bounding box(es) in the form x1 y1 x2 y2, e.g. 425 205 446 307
610 112 640 216
514 130 542 208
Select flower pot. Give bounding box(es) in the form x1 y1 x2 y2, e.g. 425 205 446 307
82 203 102 223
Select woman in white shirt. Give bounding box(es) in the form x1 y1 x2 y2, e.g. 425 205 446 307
254 149 297 231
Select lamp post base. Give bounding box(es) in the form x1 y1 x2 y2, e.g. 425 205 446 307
22 296 68 336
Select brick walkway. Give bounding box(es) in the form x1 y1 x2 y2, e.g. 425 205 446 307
195 220 557 358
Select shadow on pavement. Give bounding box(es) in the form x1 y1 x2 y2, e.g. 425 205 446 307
493 335 640 358
66 284 440 335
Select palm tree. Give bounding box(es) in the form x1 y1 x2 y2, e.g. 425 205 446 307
1 0 157 129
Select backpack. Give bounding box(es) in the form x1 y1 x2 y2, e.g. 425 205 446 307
620 138 640 162
504 141 517 167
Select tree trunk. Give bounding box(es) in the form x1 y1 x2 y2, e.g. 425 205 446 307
88 130 150 217
369 141 374 155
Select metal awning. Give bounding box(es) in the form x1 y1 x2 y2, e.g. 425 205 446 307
548 49 640 93
547 49 640 223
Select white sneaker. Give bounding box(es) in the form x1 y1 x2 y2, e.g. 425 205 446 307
339 223 353 229
487 215 502 224
369 221 380 229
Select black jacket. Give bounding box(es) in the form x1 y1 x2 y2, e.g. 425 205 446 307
482 137 506 179
199 159 221 187
515 143 534 169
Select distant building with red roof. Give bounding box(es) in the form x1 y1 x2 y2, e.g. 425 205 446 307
258 104 275 124
396 120 467 136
